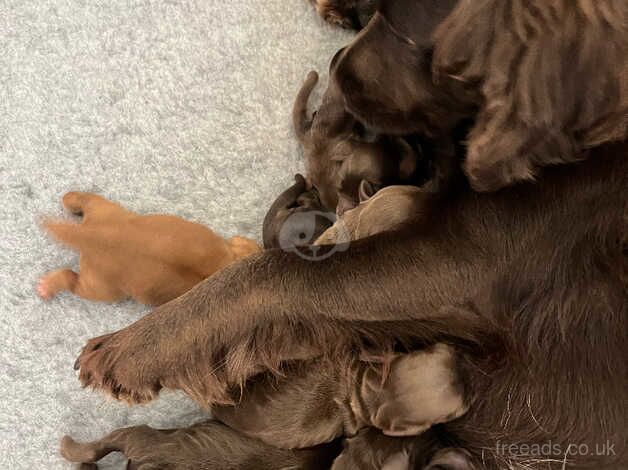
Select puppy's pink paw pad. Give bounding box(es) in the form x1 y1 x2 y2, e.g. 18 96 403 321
37 277 55 300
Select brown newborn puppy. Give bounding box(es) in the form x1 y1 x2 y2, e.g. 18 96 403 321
294 60 421 215
60 346 469 469
262 174 334 250
60 420 340 470
38 192 260 306
213 345 468 448
309 0 377 30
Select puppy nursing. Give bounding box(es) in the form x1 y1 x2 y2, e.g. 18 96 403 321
315 182 427 245
39 192 260 306
61 345 468 469
294 64 422 215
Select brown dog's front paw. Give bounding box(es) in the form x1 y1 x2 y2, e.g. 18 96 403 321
75 332 162 404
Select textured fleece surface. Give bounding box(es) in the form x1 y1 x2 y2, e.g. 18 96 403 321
0 1 350 468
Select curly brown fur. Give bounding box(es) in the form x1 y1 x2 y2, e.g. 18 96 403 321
335 0 628 192
75 141 627 469
433 0 628 191
295 63 423 214
39 192 260 306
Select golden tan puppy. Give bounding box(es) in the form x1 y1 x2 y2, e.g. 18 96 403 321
38 192 260 306
314 183 426 246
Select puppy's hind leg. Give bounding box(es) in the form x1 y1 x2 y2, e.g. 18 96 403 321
60 427 138 465
37 269 78 300
38 268 124 302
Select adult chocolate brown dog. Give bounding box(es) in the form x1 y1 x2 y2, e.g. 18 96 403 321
75 141 627 469
335 0 628 191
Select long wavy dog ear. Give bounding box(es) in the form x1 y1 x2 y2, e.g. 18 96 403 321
334 0 462 136
433 0 628 192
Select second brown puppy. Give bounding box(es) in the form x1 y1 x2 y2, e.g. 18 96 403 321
38 191 260 306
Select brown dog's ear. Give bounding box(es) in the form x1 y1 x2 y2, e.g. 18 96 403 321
293 71 319 144
358 180 378 203
335 0 462 136
433 0 628 191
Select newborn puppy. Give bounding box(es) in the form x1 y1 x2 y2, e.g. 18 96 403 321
262 174 334 250
38 192 260 306
60 346 468 469
213 345 468 448
294 62 421 215
60 420 339 470
309 0 378 30
315 182 426 245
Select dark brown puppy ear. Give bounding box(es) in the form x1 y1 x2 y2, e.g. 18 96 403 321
293 71 319 144
335 0 462 136
335 14 436 136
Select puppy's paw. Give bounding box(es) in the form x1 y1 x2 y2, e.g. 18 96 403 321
62 191 87 216
75 332 162 404
37 276 56 300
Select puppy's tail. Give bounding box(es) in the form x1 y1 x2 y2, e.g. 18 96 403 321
42 220 85 250
293 70 319 144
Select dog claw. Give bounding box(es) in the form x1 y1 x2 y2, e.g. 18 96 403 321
74 357 81 370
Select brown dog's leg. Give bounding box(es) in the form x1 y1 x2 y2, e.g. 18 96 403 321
73 185 498 405
73 207 492 405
